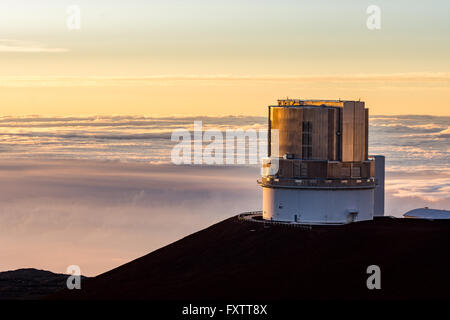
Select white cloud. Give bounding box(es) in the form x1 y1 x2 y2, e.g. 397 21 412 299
0 160 260 275
0 72 449 87
0 39 68 53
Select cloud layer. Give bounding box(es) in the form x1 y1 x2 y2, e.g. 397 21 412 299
0 114 448 276
0 39 68 53
0 72 449 87
0 160 260 276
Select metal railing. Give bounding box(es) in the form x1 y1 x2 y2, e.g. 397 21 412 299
258 177 376 189
237 211 313 230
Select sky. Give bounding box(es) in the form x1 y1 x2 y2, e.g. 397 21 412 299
0 0 449 116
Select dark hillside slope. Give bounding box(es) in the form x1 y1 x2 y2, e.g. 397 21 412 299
52 216 450 300
0 268 87 300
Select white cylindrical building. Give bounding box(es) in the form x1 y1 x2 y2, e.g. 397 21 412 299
373 155 385 217
259 99 383 225
262 184 375 224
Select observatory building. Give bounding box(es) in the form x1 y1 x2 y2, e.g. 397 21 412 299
259 99 385 225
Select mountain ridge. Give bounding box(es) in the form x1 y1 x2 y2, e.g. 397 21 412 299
49 215 450 300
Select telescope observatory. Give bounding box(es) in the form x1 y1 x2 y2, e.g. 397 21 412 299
259 99 385 225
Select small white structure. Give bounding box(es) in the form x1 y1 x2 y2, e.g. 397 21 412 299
404 208 450 220
259 99 385 225
373 155 385 217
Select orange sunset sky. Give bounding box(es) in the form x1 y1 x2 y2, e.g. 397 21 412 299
0 0 449 116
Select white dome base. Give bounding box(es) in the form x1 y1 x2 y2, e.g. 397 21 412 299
262 186 375 225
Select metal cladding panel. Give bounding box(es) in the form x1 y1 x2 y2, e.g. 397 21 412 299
303 108 313 158
268 106 271 157
325 161 373 179
302 107 313 122
337 108 343 161
269 102 365 162
370 159 375 177
353 103 365 162
293 160 301 178
312 108 329 160
342 102 355 161
297 100 344 107
373 155 385 216
279 159 293 178
275 160 374 179
271 107 303 158
360 162 371 178
327 108 338 161
327 161 340 178
364 108 369 160
341 101 367 162
307 161 328 177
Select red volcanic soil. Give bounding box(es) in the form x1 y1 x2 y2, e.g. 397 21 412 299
50 216 450 300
